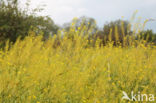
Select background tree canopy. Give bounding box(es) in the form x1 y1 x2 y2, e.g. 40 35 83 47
63 16 97 33
0 0 155 47
0 0 59 44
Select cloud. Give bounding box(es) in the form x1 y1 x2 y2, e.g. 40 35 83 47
20 0 156 31
28 0 87 24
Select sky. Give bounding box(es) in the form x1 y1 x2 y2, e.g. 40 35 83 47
21 0 156 32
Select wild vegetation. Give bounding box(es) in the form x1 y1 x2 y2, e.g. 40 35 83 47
0 0 156 103
0 29 156 103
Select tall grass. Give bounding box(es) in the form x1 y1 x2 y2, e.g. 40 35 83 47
0 20 156 103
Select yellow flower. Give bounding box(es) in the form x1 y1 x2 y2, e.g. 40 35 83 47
112 82 115 86
18 71 21 75
28 96 31 100
8 95 11 98
33 95 36 99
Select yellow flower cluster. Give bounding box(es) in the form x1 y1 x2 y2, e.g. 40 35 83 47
0 24 155 103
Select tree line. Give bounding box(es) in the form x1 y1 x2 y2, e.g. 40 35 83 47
0 0 156 47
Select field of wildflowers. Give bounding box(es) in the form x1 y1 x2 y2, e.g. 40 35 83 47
0 23 156 103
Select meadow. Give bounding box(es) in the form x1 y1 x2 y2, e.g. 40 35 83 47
0 27 156 103
1 0 156 102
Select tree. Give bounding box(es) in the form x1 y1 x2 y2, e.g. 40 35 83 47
96 19 132 46
63 16 98 35
140 29 156 43
0 0 59 44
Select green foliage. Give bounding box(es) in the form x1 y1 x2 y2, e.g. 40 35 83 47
0 0 58 45
0 31 156 103
95 20 132 46
0 0 155 48
140 29 156 44
63 16 98 35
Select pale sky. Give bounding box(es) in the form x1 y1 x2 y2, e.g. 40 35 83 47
21 0 156 32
